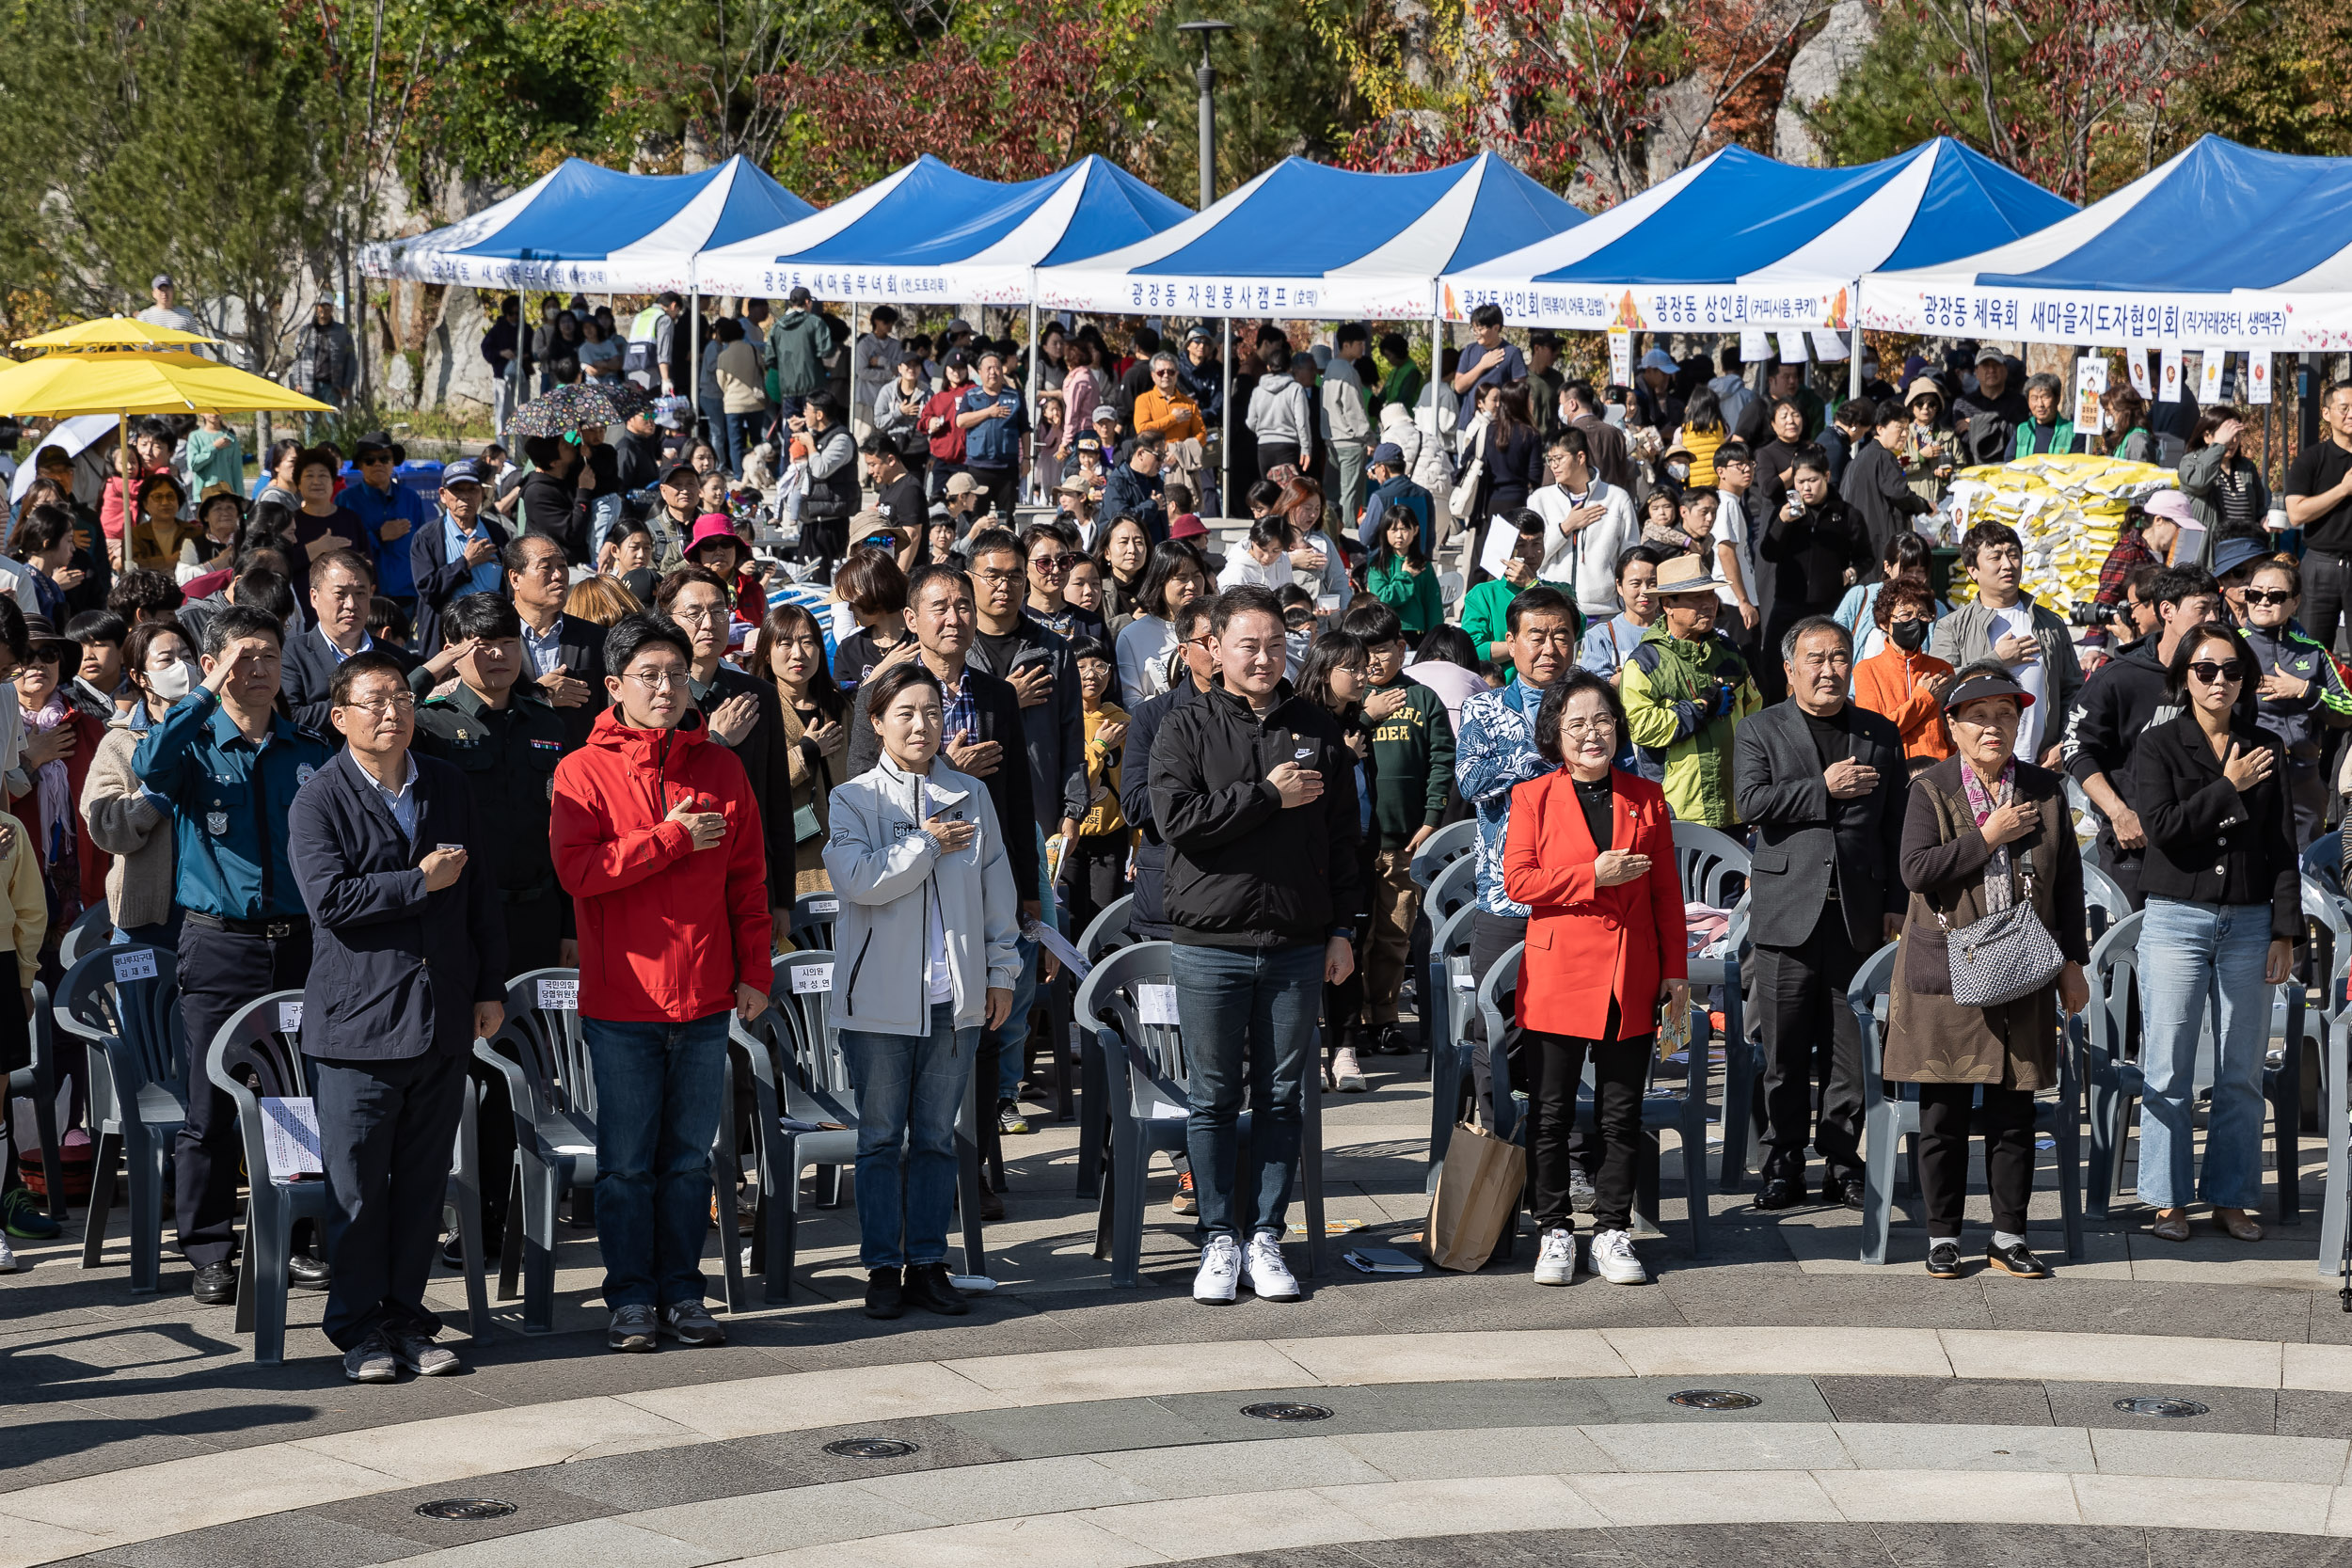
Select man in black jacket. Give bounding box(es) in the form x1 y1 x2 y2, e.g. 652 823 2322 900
1149 584 1363 1307
2060 565 2227 908
1120 598 1216 942
282 549 419 735
505 534 608 748
1952 346 2031 467
288 651 505 1382
1731 616 1908 1212
408 458 510 657
1839 404 1935 570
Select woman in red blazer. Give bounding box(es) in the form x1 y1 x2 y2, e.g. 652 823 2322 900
1502 668 1689 1289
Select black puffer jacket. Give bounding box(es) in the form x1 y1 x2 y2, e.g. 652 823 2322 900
1147 680 1365 949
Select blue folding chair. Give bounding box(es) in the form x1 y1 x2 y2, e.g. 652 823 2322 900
206 990 492 1363
1854 941 2083 1264
1477 943 1714 1257
62 945 183 1291
1079 942 1327 1286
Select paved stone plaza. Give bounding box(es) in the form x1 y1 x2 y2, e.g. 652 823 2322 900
8 1053 2352 1568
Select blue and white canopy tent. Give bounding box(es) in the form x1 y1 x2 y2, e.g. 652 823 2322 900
1861 136 2352 353
1440 138 2073 382
1033 151 1585 323
358 155 814 293
692 153 1191 307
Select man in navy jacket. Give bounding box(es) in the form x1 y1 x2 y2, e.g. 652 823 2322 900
289 650 506 1382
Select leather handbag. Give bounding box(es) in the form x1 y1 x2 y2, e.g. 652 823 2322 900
1935 865 2063 1007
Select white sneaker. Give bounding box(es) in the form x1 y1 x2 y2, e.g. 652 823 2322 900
1533 1227 1577 1286
0 1233 15 1272
1193 1235 1242 1304
1589 1228 1648 1286
1242 1231 1300 1301
1331 1048 1367 1093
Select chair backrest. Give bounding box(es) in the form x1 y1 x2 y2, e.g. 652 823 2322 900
2302 876 2352 1019
1844 940 1901 1101
2085 909 2144 1068
1079 894 1136 962
788 892 842 953
60 943 183 1101
1473 942 1526 1138
1073 940 1190 1112
1408 817 1477 891
204 990 310 1102
2302 835 2344 900
489 967 593 1125
2082 862 2132 945
1425 853 1478 927
769 949 847 1098
57 905 113 971
1672 820 1750 909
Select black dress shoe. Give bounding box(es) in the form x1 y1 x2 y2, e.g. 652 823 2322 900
1925 1240 1963 1279
903 1262 971 1316
1828 1175 1867 1212
1752 1177 1805 1212
977 1188 1005 1222
287 1252 331 1291
864 1266 905 1320
190 1260 238 1305
1986 1240 2050 1278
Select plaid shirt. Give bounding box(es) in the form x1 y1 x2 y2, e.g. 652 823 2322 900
941 667 977 746
2092 527 2157 612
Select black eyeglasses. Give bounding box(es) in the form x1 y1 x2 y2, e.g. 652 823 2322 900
2185 660 2246 685
2243 589 2295 607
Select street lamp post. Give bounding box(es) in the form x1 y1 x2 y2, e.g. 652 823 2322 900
1176 20 1233 214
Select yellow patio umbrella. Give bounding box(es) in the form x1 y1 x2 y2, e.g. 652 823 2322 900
12 314 219 353
0 347 329 550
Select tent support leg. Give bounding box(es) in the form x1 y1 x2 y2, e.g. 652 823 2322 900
1848 311 1863 403
1220 319 1233 519
1027 299 1041 508
688 292 701 431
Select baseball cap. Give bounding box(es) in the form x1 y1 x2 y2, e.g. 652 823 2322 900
2142 490 2196 527
944 472 978 497
151 274 174 290
2211 535 2271 578
1370 441 1405 467
1639 348 1679 373
1091 404 1120 425
1974 344 2007 366
660 461 700 487
1943 669 2034 716
440 458 485 487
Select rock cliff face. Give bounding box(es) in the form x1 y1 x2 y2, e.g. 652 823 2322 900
1773 0 1879 166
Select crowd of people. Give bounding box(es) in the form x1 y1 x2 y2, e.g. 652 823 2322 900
1 297 2341 1381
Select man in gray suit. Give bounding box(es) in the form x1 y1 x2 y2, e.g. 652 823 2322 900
1731 616 1909 1212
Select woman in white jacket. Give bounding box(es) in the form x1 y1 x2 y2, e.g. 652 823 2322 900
823 659 1019 1321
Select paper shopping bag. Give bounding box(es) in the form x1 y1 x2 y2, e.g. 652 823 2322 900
1425 1118 1525 1272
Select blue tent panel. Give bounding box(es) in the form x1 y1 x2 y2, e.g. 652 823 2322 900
1143 160 1468 277
462 158 813 262
1036 160 1197 266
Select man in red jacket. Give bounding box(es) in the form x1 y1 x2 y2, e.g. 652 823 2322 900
551 612 772 1354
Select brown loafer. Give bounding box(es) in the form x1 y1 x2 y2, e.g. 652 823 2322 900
2215 1210 2264 1243
2149 1215 2191 1243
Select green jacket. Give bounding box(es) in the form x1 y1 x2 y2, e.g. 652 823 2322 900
1459 578 1520 662
1619 625 1760 829
1368 555 1444 639
767 308 831 399
1365 675 1454 848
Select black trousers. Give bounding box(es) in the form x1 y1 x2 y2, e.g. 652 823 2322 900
1915 1081 2035 1238
966 463 1019 522
1257 441 1300 481
502 892 566 979
1755 903 1867 1184
175 923 313 1268
1461 909 1598 1173
1061 833 1129 942
2303 548 2352 663
1527 1023 1647 1233
314 1047 469 1350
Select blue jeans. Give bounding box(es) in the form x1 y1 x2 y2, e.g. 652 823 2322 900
986 937 1040 1101
1174 941 1322 1242
588 491 625 557
840 1002 975 1269
584 1012 731 1310
2137 897 2273 1211
726 411 768 476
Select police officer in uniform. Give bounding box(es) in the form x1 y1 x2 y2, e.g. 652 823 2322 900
132 604 334 1306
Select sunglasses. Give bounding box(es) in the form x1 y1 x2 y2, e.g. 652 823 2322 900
1031 552 1083 573
2186 660 2246 685
2242 588 2295 607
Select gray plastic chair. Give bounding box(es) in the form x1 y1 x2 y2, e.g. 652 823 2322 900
1713 900 1766 1191
2085 910 2311 1224
787 891 841 953
205 990 491 1363
1477 943 1713 1258
1407 818 1477 891
1072 895 1136 1199
56 904 112 971
1671 821 1751 909
1853 941 2083 1264
474 967 744 1333
62 944 183 1291
1423 899 1481 1182
2082 863 2132 945
8 981 67 1221
1078 941 1327 1287
1412 854 1479 1085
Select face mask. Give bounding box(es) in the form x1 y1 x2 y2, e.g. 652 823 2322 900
1666 462 1690 483
149 658 198 702
1889 618 1929 653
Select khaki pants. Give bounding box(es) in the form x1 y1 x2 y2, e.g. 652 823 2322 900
1365 847 1421 1026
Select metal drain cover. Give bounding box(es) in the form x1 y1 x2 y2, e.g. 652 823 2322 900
823 1436 921 1458
1242 1401 1334 1421
2114 1397 2208 1418
415 1498 516 1521
1668 1388 1761 1410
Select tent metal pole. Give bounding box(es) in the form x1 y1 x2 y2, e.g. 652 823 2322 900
1847 281 1863 403
1220 318 1232 517
688 289 701 427
1027 295 1041 506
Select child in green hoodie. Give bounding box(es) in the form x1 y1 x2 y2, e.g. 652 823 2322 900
1339 602 1456 1054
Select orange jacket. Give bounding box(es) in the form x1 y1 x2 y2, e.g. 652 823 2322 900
1502 768 1686 1040
1851 644 1955 763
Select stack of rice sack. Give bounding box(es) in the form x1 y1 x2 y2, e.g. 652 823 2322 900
1938 453 2176 615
